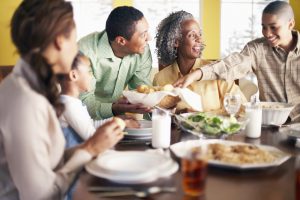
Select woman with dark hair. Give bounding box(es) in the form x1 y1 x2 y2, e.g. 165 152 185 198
154 11 246 113
0 0 124 199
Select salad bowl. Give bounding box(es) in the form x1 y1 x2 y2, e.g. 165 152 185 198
175 112 248 139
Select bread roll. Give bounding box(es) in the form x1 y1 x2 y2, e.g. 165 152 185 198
136 85 149 93
113 117 126 130
162 84 174 92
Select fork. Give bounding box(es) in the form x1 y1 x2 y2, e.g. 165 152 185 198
94 186 176 198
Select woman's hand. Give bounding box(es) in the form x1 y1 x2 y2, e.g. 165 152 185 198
173 69 203 88
82 117 125 157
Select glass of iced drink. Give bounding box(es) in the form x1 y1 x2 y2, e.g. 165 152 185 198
181 147 208 197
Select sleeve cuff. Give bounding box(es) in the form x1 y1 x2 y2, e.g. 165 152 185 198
99 103 114 119
60 149 93 174
200 66 214 80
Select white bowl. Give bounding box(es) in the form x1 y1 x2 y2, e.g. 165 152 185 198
259 102 294 125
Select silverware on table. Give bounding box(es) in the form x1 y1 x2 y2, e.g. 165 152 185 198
89 186 132 192
91 186 176 197
118 139 151 145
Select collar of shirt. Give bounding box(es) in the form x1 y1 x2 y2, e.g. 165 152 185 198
60 94 84 106
97 32 121 62
173 58 204 78
292 30 300 55
274 30 300 55
13 58 41 92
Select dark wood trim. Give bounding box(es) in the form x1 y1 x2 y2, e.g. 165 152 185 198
0 65 13 82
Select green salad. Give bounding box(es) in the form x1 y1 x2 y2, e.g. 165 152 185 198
180 112 242 136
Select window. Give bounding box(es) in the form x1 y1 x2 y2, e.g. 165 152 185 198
70 0 200 68
71 0 112 40
220 0 288 57
134 0 200 67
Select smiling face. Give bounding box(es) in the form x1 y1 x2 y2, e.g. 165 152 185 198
262 13 294 50
124 17 151 54
176 19 204 60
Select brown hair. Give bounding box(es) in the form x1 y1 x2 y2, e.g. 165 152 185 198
56 52 91 85
11 0 75 116
71 52 90 70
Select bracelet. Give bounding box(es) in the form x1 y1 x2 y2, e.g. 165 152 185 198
196 68 203 81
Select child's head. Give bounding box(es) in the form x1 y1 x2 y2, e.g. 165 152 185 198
58 52 93 95
261 1 295 50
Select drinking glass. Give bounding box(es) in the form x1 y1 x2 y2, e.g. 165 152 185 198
181 148 208 197
223 93 241 118
152 108 171 148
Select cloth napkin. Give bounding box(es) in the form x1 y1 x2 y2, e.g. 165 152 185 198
123 88 202 111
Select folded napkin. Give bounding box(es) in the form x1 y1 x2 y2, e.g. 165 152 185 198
123 88 202 111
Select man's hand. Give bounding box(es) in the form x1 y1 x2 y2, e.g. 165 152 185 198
173 69 203 88
112 96 151 115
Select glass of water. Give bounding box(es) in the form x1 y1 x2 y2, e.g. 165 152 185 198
223 93 242 118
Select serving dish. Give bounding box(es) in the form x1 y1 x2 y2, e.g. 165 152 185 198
175 112 248 139
259 102 294 126
170 140 290 170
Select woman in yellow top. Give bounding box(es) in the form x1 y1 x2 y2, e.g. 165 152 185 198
154 11 246 113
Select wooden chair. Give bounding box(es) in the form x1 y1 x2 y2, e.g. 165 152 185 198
0 66 13 83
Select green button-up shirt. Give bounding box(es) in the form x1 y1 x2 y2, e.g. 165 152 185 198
78 31 152 119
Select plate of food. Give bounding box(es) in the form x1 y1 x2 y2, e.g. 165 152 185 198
175 112 248 138
122 84 202 110
170 140 290 170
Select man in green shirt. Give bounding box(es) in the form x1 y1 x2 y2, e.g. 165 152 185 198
78 6 152 119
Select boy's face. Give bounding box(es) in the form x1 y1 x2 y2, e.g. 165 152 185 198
75 59 93 93
177 19 204 60
123 17 151 54
262 13 294 49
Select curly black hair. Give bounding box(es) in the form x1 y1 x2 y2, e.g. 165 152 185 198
155 11 193 66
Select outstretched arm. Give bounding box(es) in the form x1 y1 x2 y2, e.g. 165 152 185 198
174 44 254 88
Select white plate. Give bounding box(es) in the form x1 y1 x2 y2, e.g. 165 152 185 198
85 151 178 183
123 135 152 140
125 120 152 136
170 140 290 170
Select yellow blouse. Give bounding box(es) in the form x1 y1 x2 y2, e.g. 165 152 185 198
153 58 247 113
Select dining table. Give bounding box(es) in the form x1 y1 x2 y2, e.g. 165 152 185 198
73 124 300 200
